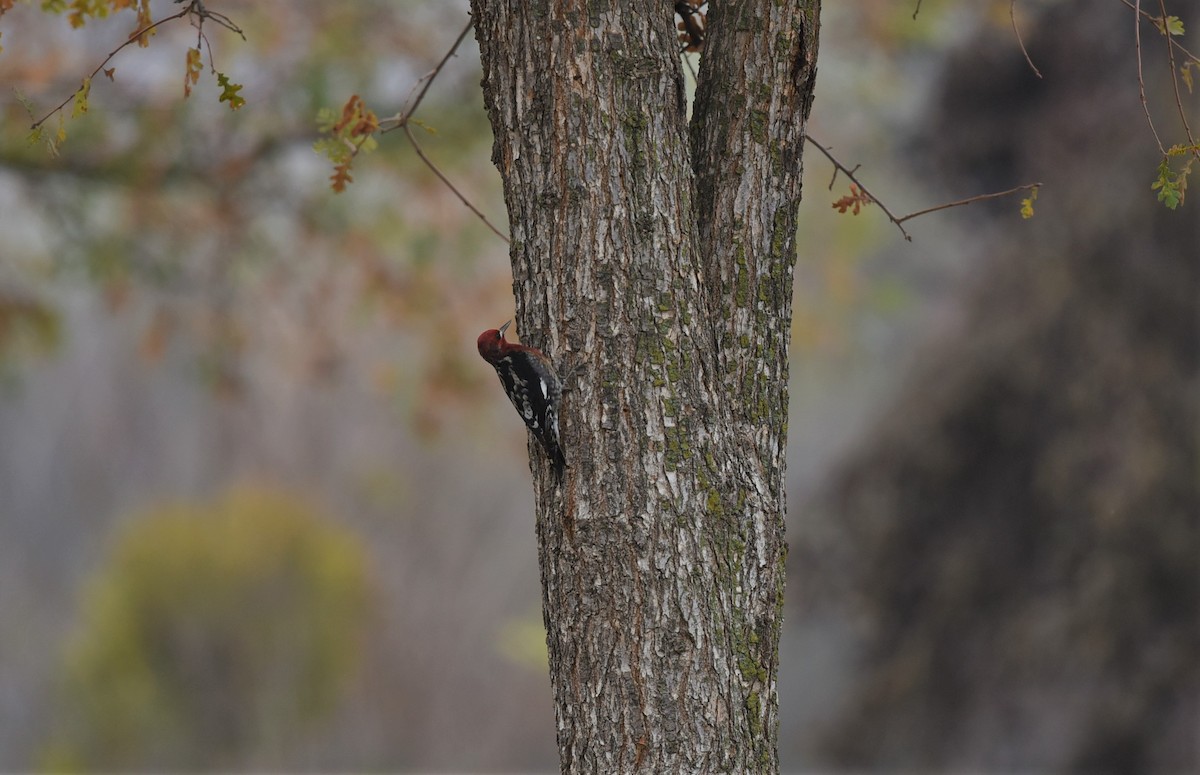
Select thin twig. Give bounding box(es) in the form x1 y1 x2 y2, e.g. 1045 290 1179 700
31 5 192 129
682 51 699 83
198 27 216 71
1119 0 1200 65
402 124 510 243
1134 0 1168 154
912 0 923 21
198 6 244 38
826 161 859 191
30 0 244 131
372 17 509 242
808 135 1041 240
1010 0 1043 78
1157 0 1198 154
805 135 915 240
382 18 474 133
895 182 1043 225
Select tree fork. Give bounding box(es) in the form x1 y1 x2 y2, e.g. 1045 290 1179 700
469 1 819 771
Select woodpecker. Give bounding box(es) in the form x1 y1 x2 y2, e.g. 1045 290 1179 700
675 1 705 53
477 320 566 476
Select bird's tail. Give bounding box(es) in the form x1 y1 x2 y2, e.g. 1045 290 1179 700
547 439 567 480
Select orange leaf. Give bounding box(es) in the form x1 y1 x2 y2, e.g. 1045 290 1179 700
330 162 353 193
183 47 202 98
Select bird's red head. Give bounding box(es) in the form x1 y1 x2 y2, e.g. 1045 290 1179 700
476 319 513 363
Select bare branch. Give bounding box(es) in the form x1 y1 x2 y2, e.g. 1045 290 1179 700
807 135 1042 241
1119 0 1200 65
31 6 192 129
805 135 916 241
895 182 1044 225
1157 0 1199 156
29 0 244 131
381 18 474 133
196 6 244 39
1134 0 1168 154
362 17 511 243
402 124 511 244
1010 0 1043 78
681 51 699 83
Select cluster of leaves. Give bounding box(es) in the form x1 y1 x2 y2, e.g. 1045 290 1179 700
675 1 706 53
181 48 246 110
832 184 872 215
1152 144 1197 209
44 0 152 39
44 486 372 770
314 94 380 192
1140 8 1199 209
21 0 244 156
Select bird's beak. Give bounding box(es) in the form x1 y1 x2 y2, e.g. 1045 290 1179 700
498 319 512 337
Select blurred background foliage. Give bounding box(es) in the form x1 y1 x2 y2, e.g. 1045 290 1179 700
0 0 1195 772
45 485 370 771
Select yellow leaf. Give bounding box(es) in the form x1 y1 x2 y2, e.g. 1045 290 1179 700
1019 185 1039 219
183 47 202 98
71 77 90 118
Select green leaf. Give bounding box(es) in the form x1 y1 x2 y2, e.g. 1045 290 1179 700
1152 14 1186 36
215 72 245 110
1019 185 1039 219
316 107 339 133
312 136 351 164
71 77 91 118
1152 158 1183 209
26 118 63 158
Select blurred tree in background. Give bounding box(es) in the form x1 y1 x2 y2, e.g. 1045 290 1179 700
0 0 503 414
791 2 1199 773
0 3 555 770
44 485 371 771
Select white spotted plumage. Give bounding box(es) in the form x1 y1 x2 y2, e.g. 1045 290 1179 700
478 321 566 475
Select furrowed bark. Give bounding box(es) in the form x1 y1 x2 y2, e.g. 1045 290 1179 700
470 1 819 771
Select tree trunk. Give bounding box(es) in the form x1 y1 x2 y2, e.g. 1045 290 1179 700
469 1 819 771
